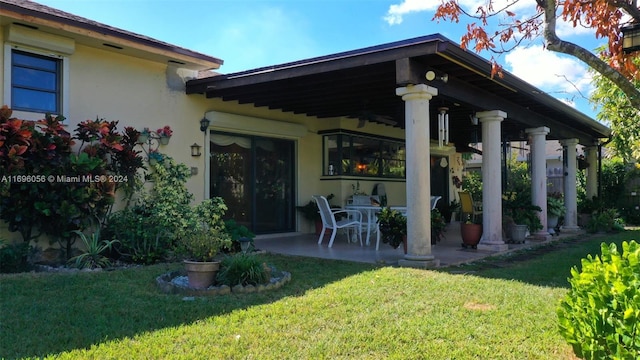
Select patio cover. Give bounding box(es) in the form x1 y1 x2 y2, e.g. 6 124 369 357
186 34 611 146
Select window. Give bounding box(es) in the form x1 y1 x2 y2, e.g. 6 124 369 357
322 131 405 178
10 50 61 113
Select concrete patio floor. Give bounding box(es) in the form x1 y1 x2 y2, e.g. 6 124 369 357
255 221 583 267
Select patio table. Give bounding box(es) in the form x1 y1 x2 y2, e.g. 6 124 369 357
345 204 383 245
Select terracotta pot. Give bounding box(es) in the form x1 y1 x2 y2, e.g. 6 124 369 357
183 260 220 289
460 223 482 248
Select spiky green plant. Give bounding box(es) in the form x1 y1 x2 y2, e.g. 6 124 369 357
67 229 119 269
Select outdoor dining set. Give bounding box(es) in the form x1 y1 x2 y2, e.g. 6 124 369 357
312 194 442 249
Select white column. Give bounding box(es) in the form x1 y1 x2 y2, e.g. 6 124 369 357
396 84 439 269
476 110 508 252
526 127 551 241
585 145 598 200
560 138 581 232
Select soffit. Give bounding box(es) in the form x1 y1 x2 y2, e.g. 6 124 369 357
187 34 610 146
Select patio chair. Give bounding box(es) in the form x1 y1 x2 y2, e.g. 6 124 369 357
430 196 442 210
313 195 363 248
458 191 482 223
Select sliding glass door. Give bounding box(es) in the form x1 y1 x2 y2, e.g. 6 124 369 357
210 132 295 234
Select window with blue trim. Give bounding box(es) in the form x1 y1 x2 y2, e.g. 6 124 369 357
11 50 61 114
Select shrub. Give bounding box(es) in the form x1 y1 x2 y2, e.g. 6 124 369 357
0 239 30 273
376 207 407 249
586 209 625 234
104 205 172 264
179 225 231 262
461 171 482 202
104 155 193 264
557 241 640 360
0 107 144 257
224 219 256 253
216 254 270 286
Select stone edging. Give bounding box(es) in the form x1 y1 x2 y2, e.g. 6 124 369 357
156 270 291 296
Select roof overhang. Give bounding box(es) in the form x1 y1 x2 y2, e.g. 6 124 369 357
187 34 610 145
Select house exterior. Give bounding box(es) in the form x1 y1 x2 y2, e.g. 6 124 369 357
1 0 610 267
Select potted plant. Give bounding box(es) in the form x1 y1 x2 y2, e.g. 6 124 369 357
460 214 482 248
148 150 164 165
180 225 232 289
547 194 565 232
376 207 407 252
137 127 151 144
507 206 542 243
157 125 173 145
502 191 543 243
179 198 232 289
296 194 335 234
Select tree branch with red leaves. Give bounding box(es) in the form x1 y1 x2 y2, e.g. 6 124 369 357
433 0 640 110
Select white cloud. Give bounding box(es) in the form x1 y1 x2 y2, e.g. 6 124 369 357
504 46 593 104
384 0 440 25
384 0 534 25
556 17 597 38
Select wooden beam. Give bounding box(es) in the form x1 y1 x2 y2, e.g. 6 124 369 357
437 77 598 144
395 58 424 86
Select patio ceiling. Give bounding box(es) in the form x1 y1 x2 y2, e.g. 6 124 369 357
186 34 611 147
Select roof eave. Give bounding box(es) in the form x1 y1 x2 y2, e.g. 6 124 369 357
435 41 611 140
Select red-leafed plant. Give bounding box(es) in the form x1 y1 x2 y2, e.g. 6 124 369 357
0 106 145 260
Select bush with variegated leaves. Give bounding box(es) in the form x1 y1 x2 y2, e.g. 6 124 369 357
557 240 640 359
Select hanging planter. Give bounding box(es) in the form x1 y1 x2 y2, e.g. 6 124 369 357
159 136 170 145
137 133 149 144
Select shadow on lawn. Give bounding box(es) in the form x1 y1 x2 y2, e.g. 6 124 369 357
439 230 640 289
0 254 378 359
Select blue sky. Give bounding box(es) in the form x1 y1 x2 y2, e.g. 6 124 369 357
35 0 605 119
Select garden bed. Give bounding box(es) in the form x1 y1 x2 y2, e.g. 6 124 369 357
156 268 291 296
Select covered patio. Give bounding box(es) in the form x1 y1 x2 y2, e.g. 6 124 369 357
188 34 611 268
253 221 582 267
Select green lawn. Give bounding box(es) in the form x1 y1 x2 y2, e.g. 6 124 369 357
1 230 638 359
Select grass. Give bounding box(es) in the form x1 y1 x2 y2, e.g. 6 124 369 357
1 230 638 359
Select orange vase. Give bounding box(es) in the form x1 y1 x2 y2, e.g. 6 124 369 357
460 223 482 248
